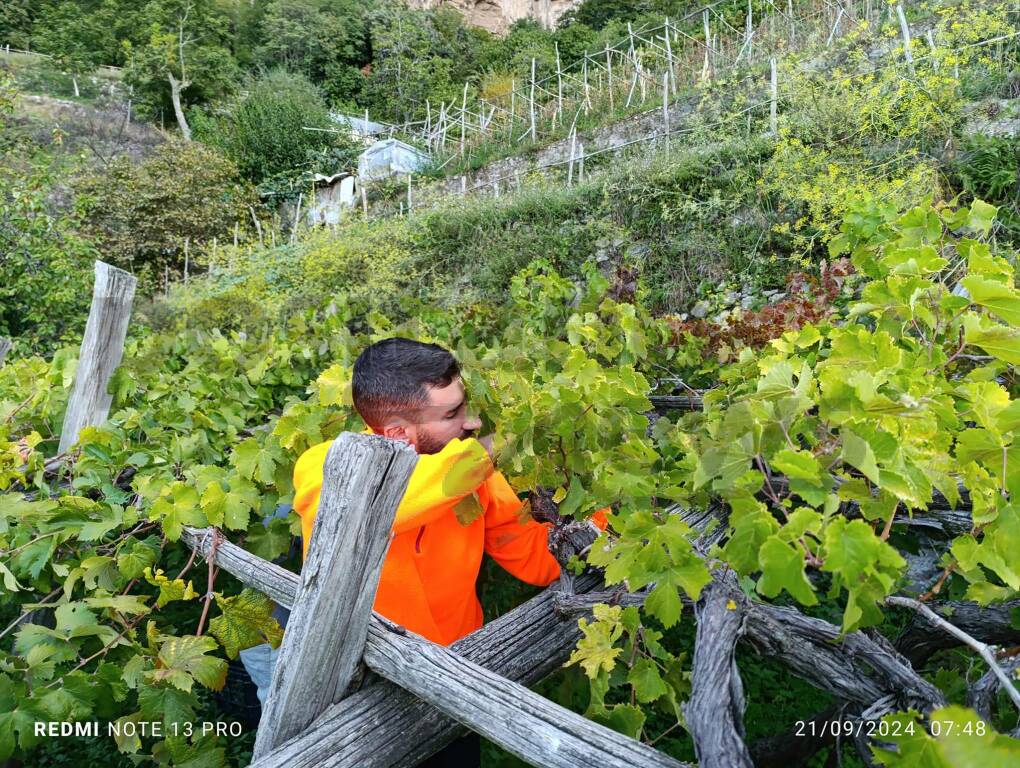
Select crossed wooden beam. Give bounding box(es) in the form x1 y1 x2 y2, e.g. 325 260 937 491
182 433 690 768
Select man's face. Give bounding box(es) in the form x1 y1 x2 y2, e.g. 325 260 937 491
386 376 482 455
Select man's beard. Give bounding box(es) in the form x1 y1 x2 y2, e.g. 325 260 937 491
415 428 474 455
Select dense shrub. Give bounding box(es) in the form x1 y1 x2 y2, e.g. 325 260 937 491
191 70 359 189
74 141 255 291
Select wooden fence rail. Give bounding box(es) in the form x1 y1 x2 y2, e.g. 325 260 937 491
183 433 690 767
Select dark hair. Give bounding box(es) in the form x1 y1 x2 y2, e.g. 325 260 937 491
352 338 461 430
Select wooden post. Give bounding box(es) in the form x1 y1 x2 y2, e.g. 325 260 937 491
460 82 468 157
251 434 418 760
183 237 189 282
769 58 778 136
926 29 938 69
460 175 467 194
361 181 368 217
555 42 563 127
662 71 670 157
529 58 537 142
577 142 584 182
0 337 11 367
407 174 412 212
58 262 137 453
827 7 844 47
788 0 795 46
606 47 614 111
582 54 590 115
508 80 516 142
291 194 302 243
896 2 914 73
567 125 577 186
703 9 712 75
664 18 676 96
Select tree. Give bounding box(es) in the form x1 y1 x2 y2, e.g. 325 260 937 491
192 69 359 188
74 141 254 291
256 0 373 104
31 3 106 98
123 0 236 139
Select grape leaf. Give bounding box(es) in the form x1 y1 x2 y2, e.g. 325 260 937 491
208 589 284 659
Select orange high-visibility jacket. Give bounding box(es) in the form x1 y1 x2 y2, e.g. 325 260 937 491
293 431 605 646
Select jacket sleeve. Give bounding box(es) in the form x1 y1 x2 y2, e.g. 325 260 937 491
480 472 561 587
293 435 496 559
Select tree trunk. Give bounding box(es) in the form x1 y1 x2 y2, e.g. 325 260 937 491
167 71 191 141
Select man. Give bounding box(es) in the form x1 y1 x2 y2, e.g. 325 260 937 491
248 338 605 766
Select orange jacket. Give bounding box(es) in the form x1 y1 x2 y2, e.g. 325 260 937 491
293 431 605 646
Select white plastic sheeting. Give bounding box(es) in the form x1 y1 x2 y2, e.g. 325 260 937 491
358 138 430 181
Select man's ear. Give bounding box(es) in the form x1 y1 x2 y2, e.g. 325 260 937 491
381 422 412 445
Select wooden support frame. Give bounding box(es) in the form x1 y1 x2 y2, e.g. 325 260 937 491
250 433 418 759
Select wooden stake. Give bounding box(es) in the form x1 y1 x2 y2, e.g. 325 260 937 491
460 81 468 157
568 125 577 186
361 181 368 216
508 80 516 142
183 236 189 282
769 57 778 136
896 2 915 73
663 18 676 96
529 58 537 142
59 262 137 454
662 71 670 157
555 42 563 127
407 174 412 212
606 47 614 111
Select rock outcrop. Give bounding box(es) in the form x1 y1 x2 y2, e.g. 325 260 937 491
408 0 580 34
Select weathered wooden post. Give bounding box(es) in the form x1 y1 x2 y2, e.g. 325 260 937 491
769 58 778 136
896 2 915 73
251 433 417 760
529 58 537 142
58 261 136 453
0 337 11 367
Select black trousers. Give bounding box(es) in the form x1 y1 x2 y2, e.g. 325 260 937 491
419 732 480 768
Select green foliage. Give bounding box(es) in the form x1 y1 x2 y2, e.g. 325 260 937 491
122 0 237 133
192 69 359 189
74 140 255 290
0 149 97 354
255 0 373 105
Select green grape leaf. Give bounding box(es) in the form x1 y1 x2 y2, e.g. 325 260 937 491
593 703 645 740
245 518 293 561
232 438 280 485
208 589 284 659
144 568 199 609
644 578 684 628
963 314 1020 365
840 430 881 485
627 657 669 703
150 635 227 692
962 275 1020 327
756 536 817 606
